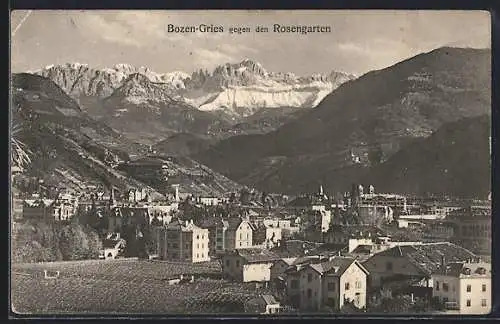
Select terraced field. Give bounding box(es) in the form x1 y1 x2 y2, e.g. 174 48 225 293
11 259 272 314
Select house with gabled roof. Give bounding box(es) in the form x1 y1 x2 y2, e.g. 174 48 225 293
244 294 282 314
224 217 254 250
221 248 281 282
283 256 369 311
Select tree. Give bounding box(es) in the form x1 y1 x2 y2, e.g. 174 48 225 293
11 122 32 172
367 295 415 314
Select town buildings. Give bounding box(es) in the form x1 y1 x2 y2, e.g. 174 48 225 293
197 217 228 256
163 219 210 263
362 242 478 290
99 233 126 260
432 261 491 314
221 248 281 282
244 294 282 314
22 194 78 222
284 256 369 311
447 206 491 255
224 217 254 250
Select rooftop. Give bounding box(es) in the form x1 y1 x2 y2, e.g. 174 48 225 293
371 242 477 276
232 248 281 263
270 240 323 258
102 238 124 249
436 261 491 278
261 294 279 305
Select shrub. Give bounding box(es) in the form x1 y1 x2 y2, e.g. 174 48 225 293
12 220 103 263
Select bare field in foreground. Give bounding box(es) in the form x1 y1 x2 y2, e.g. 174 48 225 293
11 259 272 314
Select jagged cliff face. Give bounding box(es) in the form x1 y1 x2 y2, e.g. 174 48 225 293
181 59 356 117
35 63 190 99
34 60 356 119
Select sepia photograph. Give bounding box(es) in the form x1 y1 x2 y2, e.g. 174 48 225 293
10 10 491 316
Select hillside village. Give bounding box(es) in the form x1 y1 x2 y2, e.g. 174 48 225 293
11 174 492 314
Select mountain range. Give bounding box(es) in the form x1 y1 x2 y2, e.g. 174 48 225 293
194 47 491 198
34 60 355 144
13 46 491 199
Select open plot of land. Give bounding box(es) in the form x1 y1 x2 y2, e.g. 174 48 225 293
11 259 273 314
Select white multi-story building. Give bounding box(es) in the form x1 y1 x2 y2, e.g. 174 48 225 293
163 219 210 263
432 261 491 314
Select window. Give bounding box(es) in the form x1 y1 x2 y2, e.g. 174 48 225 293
328 282 335 291
386 262 393 271
355 281 361 289
236 260 240 267
482 299 487 307
201 253 204 258
442 283 449 292
197 243 199 248
225 259 230 267
345 282 350 290
482 284 487 292
197 235 199 239
202 243 204 248
308 273 313 282
246 233 249 239
307 289 312 298
466 299 471 307
197 253 199 258
291 280 299 289
239 242 242 246
467 285 471 292
435 281 440 291
185 244 189 249
240 233 242 239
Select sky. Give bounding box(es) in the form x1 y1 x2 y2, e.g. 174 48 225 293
11 10 491 76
